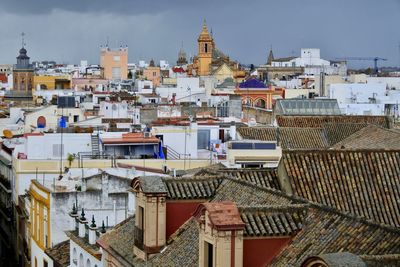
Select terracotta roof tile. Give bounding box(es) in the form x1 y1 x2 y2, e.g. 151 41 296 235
239 205 306 236
194 202 245 231
323 122 369 146
237 127 328 149
45 240 70 267
223 168 281 190
270 207 400 266
332 125 400 149
164 176 223 200
282 150 400 227
276 115 390 128
97 216 139 266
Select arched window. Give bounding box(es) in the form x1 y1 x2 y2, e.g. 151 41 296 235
72 248 77 265
86 258 91 267
255 99 266 109
204 43 208 53
79 253 84 267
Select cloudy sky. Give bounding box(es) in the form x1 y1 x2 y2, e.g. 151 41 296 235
0 0 399 68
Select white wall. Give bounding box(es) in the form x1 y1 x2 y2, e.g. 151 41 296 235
24 106 86 132
339 103 385 115
329 83 387 104
367 77 400 90
70 239 102 267
25 133 92 160
31 238 54 267
157 77 206 103
152 123 198 158
99 101 129 118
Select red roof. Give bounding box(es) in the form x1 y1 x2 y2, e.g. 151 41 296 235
23 132 45 138
172 67 185 73
193 201 245 231
0 74 7 83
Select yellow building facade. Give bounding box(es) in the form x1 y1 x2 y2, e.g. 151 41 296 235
197 22 215 76
30 180 50 251
33 76 71 90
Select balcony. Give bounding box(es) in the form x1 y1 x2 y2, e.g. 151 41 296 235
134 226 144 250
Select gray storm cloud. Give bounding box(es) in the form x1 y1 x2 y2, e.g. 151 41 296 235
0 0 398 67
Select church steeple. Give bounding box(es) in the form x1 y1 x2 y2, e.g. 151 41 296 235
13 32 34 92
177 41 188 66
197 20 214 76
267 46 274 65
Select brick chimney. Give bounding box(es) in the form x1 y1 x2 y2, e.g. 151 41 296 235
193 201 245 267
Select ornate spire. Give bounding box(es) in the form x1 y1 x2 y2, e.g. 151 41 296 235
101 220 106 233
90 215 96 228
72 203 77 215
21 32 26 48
267 45 274 65
80 208 86 221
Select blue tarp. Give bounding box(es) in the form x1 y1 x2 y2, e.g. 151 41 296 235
59 117 67 128
158 142 165 159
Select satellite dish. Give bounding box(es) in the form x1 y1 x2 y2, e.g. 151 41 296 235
3 129 13 139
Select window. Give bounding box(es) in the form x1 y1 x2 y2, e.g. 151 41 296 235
43 260 48 267
204 242 213 267
74 115 79 122
112 67 121 79
153 72 156 77
204 43 208 53
86 259 91 267
35 257 38 267
113 55 121 62
72 248 77 265
79 254 84 267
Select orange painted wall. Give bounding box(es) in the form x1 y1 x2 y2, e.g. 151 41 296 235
243 237 291 267
166 201 204 239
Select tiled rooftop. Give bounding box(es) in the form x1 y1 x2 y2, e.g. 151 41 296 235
136 176 167 194
223 168 281 190
237 127 329 149
97 216 139 266
282 150 400 227
276 115 390 128
322 122 369 146
194 202 245 231
332 124 400 149
270 206 400 266
45 240 70 267
98 175 400 267
239 205 306 237
164 176 223 200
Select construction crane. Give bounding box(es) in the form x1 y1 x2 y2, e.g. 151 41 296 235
335 57 387 74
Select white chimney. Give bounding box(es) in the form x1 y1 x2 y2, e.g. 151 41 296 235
88 215 98 245
69 203 78 231
78 209 88 238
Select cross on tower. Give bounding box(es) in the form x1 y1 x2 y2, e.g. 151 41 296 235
21 32 26 48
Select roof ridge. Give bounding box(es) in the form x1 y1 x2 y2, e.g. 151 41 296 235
163 175 224 182
238 204 309 213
